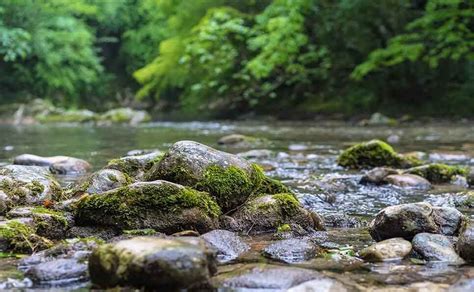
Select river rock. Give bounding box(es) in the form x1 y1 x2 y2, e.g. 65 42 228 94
106 151 162 179
404 163 468 184
383 174 431 189
360 167 399 185
66 226 119 240
412 233 464 263
337 140 418 169
323 214 366 228
201 230 249 263
145 141 272 212
217 134 259 146
36 109 97 124
89 237 217 290
286 278 348 292
229 194 324 234
0 165 63 205
212 264 323 290
99 107 151 125
74 180 220 234
456 221 474 262
369 202 464 241
0 218 53 253
25 259 88 284
359 238 412 262
262 238 319 263
13 154 91 174
237 149 273 159
75 169 130 195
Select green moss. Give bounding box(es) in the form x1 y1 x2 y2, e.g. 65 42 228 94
337 139 420 169
273 193 300 216
106 158 140 177
276 224 291 233
36 110 97 123
28 180 45 196
31 207 68 227
0 220 53 253
256 176 290 194
123 229 157 236
405 163 468 183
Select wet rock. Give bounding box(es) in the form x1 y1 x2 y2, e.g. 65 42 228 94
229 194 324 234
451 175 468 188
323 214 366 228
359 238 412 262
237 149 273 159
369 202 463 241
367 112 397 126
387 134 400 144
404 163 468 184
337 140 419 170
99 107 151 125
126 149 160 156
89 237 217 290
201 230 249 263
0 218 53 253
0 278 33 289
217 134 259 146
466 167 474 187
262 238 319 263
7 206 72 239
429 152 469 162
74 180 220 234
145 141 274 212
13 154 91 175
25 259 88 284
66 226 119 241
383 174 431 190
412 233 464 263
456 221 474 262
75 169 130 195
0 165 64 204
286 278 348 292
450 278 474 292
212 264 322 290
360 167 399 185
106 151 162 179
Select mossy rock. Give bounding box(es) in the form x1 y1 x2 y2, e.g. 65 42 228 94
145 141 286 212
228 193 324 234
35 109 97 123
106 151 163 179
404 163 468 184
72 169 131 196
337 140 421 169
0 219 53 253
99 107 151 125
74 181 221 234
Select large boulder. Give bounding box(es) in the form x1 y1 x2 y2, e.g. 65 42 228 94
227 194 324 234
337 140 420 169
105 151 162 179
369 202 464 241
359 238 412 262
0 165 64 208
412 233 464 263
456 221 474 263
145 141 282 212
404 163 468 184
13 154 91 174
74 180 221 234
89 237 217 290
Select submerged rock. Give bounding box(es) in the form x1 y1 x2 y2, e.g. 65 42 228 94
404 163 468 184
369 202 464 241
13 154 91 174
105 151 162 179
262 238 319 263
74 180 220 234
456 221 474 263
412 233 464 263
359 238 412 262
337 140 419 169
229 194 324 235
0 165 64 206
25 259 88 285
201 230 249 263
74 169 130 195
383 174 431 189
89 237 217 290
145 141 279 212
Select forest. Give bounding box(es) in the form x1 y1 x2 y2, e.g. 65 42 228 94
0 0 473 118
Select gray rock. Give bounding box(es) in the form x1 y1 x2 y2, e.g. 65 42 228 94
359 238 412 262
13 154 91 174
456 221 474 263
262 238 319 263
78 169 130 194
323 214 365 228
286 278 348 292
383 174 431 190
369 202 463 241
201 230 249 263
25 259 88 284
99 107 151 125
106 151 162 179
66 226 118 241
217 134 256 146
360 167 399 185
412 233 464 263
237 149 273 159
89 237 217 290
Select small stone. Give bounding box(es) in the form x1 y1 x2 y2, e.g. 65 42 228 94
359 238 412 262
262 238 319 263
383 174 431 190
360 167 399 185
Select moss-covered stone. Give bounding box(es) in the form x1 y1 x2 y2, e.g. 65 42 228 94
99 107 151 125
72 169 132 196
0 219 53 253
404 163 468 184
106 152 163 179
36 109 97 123
337 140 421 169
123 229 157 236
74 181 221 234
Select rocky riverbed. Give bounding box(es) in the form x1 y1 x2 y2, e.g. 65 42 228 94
0 121 473 291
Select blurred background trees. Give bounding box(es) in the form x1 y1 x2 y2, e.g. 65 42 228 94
0 0 473 117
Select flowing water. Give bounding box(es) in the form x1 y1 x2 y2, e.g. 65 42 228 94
0 121 473 290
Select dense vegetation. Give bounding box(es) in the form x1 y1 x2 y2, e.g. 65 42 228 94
0 0 473 118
